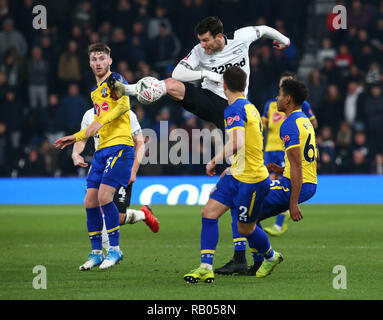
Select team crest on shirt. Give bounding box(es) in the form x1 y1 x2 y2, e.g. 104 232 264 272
227 115 240 126
101 87 109 98
281 135 290 143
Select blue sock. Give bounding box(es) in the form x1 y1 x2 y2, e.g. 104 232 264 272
275 214 286 228
246 224 275 260
231 212 247 252
86 207 103 251
200 217 219 265
101 201 120 247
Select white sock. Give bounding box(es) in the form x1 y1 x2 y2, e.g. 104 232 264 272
159 80 167 96
265 252 276 262
274 224 282 231
200 263 213 270
101 218 110 251
124 84 138 96
125 209 146 224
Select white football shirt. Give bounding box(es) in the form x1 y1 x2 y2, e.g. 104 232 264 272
81 108 142 150
181 27 264 99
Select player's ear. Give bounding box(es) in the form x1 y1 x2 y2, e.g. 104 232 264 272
109 57 112 66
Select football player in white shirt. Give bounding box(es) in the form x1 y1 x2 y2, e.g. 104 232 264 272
107 16 290 272
72 108 159 251
108 16 290 130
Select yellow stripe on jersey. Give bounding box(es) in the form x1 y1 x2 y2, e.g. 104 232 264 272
110 149 124 169
248 191 257 217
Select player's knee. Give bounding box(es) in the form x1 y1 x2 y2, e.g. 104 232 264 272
97 190 114 207
164 78 184 100
201 207 218 219
237 223 255 236
84 195 98 209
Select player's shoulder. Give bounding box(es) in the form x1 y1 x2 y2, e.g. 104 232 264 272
281 112 299 132
110 72 128 85
233 26 261 42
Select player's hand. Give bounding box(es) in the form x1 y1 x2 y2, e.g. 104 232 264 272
289 203 303 221
266 163 284 174
72 153 88 167
206 160 217 177
54 135 76 150
201 70 222 84
86 121 103 138
273 39 290 50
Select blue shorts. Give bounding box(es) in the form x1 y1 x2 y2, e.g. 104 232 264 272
261 176 317 219
87 144 135 190
210 173 271 223
264 151 285 167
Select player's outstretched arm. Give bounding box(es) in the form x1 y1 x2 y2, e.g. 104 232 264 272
54 135 76 150
257 25 290 50
172 62 222 84
286 146 303 221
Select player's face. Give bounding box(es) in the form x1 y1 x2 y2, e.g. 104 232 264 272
197 31 223 55
89 52 112 78
276 87 287 112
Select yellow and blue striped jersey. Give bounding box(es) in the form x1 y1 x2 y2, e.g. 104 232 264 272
224 97 269 184
280 110 317 184
74 72 133 150
262 98 316 152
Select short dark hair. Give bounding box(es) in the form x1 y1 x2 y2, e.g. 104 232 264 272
88 42 111 56
223 66 247 92
280 79 309 106
195 16 223 37
280 71 296 79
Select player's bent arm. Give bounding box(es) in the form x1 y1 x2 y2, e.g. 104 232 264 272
212 128 245 165
72 139 88 167
172 62 222 83
286 146 303 220
257 25 290 46
98 96 131 126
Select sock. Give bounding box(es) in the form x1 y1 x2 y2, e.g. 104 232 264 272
246 223 275 262
231 212 247 262
200 217 219 266
101 217 110 251
159 80 167 96
124 84 138 96
101 202 120 247
124 209 146 224
275 213 286 228
86 207 103 251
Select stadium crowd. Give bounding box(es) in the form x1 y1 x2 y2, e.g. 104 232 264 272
0 0 382 177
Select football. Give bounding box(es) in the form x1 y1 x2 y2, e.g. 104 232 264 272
136 76 164 104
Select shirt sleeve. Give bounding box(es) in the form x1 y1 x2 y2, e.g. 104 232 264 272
234 26 262 47
224 105 246 131
179 45 201 70
301 101 315 120
280 119 300 151
129 110 142 136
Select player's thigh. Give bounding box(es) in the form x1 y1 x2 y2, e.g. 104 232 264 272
209 173 236 210
165 78 186 101
201 198 230 219
113 184 133 213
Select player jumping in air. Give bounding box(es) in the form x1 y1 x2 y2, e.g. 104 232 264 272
72 108 159 251
54 42 136 270
107 16 290 273
183 66 283 284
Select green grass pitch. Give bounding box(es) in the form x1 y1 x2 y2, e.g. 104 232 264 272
0 204 382 300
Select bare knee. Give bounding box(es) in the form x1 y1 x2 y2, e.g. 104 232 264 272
164 78 185 100
84 191 99 208
237 222 256 236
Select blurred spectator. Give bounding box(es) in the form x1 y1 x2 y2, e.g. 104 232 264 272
128 21 150 67
98 21 112 44
73 0 95 29
306 69 328 115
336 121 353 164
111 0 134 31
0 121 7 175
17 145 47 177
135 60 159 80
320 58 342 85
0 47 25 92
372 153 383 174
334 44 354 76
28 46 49 109
0 17 27 59
41 94 66 145
317 126 337 174
344 149 370 173
317 37 337 68
347 0 369 30
361 84 383 153
60 83 88 133
57 40 82 90
318 84 344 134
365 61 382 84
133 104 152 129
150 23 181 74
344 81 363 127
147 6 172 40
109 27 130 64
